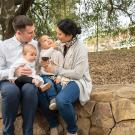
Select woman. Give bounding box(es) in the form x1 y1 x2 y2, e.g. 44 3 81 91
38 19 92 135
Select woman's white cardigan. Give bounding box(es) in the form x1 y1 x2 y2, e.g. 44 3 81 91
55 39 92 105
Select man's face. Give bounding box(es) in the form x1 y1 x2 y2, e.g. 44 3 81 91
17 25 35 42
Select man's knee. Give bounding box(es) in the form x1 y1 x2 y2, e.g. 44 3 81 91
21 83 38 96
21 83 38 106
0 82 20 101
0 82 20 94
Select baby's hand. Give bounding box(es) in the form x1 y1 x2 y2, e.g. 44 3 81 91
9 79 15 83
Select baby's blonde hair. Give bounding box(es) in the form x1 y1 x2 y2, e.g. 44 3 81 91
22 44 36 55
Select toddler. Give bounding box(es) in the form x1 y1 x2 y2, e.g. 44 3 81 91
39 35 64 110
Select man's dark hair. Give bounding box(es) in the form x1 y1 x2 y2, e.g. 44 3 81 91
12 15 33 31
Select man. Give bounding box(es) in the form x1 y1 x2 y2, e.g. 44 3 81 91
0 15 38 135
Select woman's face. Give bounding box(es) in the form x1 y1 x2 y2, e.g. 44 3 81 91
56 27 73 43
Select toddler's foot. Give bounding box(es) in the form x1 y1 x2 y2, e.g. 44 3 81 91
40 83 51 92
49 98 57 110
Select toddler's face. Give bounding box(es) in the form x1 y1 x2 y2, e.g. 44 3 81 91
39 35 51 49
24 49 37 62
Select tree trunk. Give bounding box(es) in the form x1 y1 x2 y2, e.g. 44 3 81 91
0 0 15 40
0 0 34 39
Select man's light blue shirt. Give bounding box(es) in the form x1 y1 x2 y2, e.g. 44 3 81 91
0 40 2 45
0 36 38 80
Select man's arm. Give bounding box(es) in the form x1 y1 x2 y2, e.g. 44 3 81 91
0 48 10 80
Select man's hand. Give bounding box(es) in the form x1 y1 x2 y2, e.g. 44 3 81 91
15 65 32 77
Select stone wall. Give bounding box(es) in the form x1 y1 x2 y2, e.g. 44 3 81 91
1 84 135 135
90 84 135 135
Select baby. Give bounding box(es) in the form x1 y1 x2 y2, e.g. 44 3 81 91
38 35 64 110
8 44 51 92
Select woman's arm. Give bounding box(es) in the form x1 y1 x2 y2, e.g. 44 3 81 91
57 55 87 79
45 46 88 80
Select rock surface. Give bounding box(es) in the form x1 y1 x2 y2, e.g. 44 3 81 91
1 84 135 135
90 84 135 135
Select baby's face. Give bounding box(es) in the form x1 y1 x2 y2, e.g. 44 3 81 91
39 35 51 49
24 49 37 62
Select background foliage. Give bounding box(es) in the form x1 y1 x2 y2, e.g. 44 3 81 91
0 0 135 40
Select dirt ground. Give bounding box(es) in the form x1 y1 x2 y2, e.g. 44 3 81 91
89 47 135 85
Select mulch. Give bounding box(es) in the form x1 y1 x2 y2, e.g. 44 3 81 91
89 47 135 85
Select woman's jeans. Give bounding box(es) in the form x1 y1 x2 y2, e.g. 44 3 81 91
0 80 38 135
38 81 80 134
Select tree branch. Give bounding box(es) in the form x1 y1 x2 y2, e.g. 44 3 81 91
15 0 22 5
4 0 35 39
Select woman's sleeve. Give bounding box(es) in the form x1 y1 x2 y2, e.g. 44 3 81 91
55 47 88 80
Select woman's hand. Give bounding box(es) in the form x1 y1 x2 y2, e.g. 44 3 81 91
15 65 32 77
48 39 58 49
54 76 61 84
41 60 50 69
44 63 56 73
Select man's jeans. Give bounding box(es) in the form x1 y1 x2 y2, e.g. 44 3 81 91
0 80 38 135
38 81 80 134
